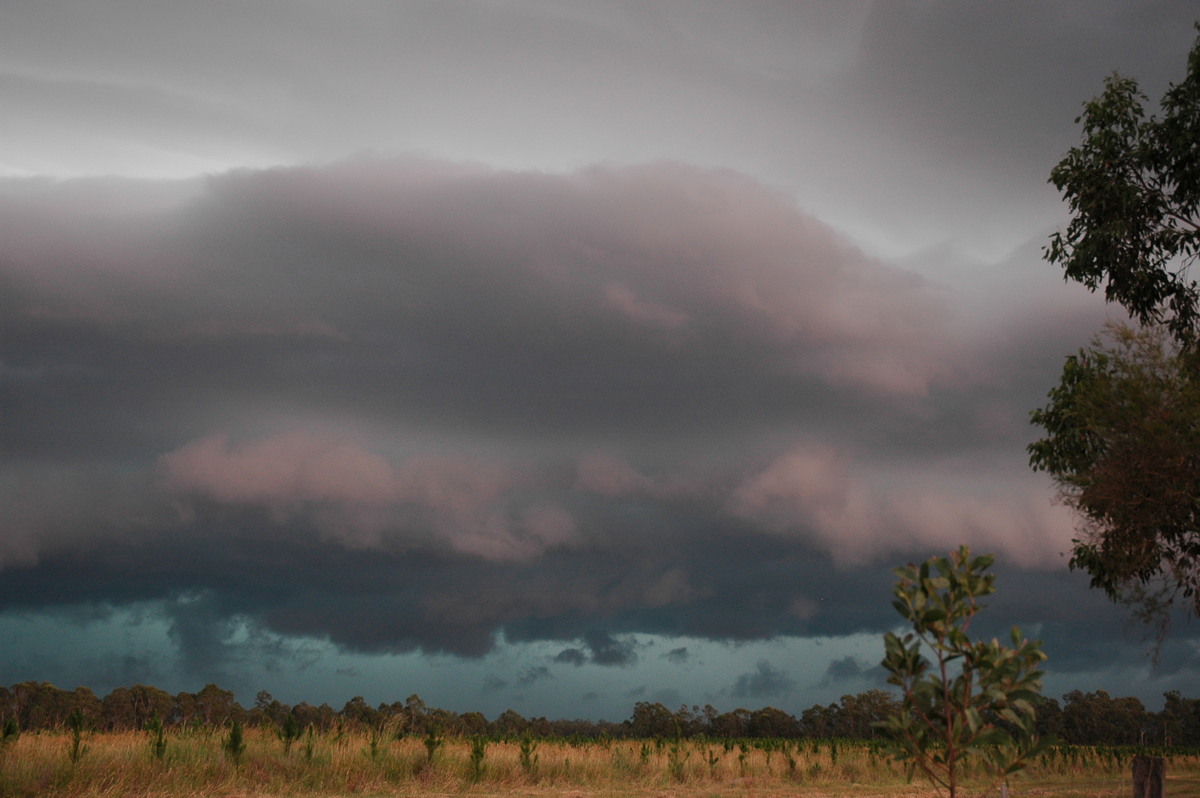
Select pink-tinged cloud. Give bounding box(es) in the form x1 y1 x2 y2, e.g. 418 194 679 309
556 163 952 396
445 504 579 564
573 451 696 499
600 283 690 331
574 452 659 497
189 159 952 398
729 444 1075 568
158 432 577 562
159 433 398 506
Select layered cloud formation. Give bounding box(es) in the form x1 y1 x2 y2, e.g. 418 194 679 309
0 158 1111 677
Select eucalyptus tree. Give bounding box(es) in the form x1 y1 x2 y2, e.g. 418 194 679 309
1036 23 1200 633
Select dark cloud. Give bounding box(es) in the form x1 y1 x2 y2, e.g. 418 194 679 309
5 0 1200 720
582 631 640 668
0 156 1191 712
0 159 957 466
554 649 588 667
732 661 795 699
517 666 552 686
824 656 864 682
663 647 690 665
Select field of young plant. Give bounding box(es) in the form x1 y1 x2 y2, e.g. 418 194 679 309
3 727 1199 798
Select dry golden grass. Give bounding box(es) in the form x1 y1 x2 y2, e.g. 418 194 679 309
1 729 1195 798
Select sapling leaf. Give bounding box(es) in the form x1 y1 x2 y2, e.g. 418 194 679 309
876 546 1048 798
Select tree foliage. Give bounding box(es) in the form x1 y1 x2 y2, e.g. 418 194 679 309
1046 24 1200 346
1030 323 1200 628
1037 22 1200 635
1060 690 1147 746
0 676 1185 745
878 547 1048 798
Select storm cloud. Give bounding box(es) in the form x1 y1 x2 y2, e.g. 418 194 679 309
4 1 1200 719
0 157 1116 681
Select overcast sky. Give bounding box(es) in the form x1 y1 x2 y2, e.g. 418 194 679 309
4 1 1200 722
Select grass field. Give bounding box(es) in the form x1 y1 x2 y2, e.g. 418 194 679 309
1 728 1195 798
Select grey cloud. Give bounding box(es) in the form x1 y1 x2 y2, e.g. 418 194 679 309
825 1 1200 252
824 656 864 682
851 1 1198 166
0 478 1145 683
0 157 1188 699
0 2 876 181
518 666 552 686
732 661 795 699
582 631 639 668
0 160 1092 569
1143 639 1200 678
0 506 884 678
6 1 1200 719
554 649 587 667
651 688 684 708
663 647 690 664
4 1 1197 268
0 160 953 464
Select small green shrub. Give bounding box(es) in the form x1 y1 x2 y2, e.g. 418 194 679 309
145 715 167 760
279 712 301 755
223 719 246 765
666 726 690 782
706 747 722 776
519 733 539 777
303 726 316 762
67 708 87 765
1 717 18 744
422 723 443 765
878 546 1050 798
470 735 487 781
367 722 386 761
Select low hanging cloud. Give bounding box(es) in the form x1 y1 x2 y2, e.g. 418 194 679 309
554 632 640 668
554 648 589 667
663 647 690 665
517 666 553 686
824 655 866 682
731 660 796 699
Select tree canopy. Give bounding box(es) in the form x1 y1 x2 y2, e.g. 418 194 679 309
0 678 1181 746
1045 24 1200 346
1030 323 1200 627
1034 23 1200 633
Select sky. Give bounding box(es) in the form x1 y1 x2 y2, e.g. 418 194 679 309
3 0 1200 723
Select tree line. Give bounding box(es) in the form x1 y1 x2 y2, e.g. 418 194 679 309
2 680 1199 747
